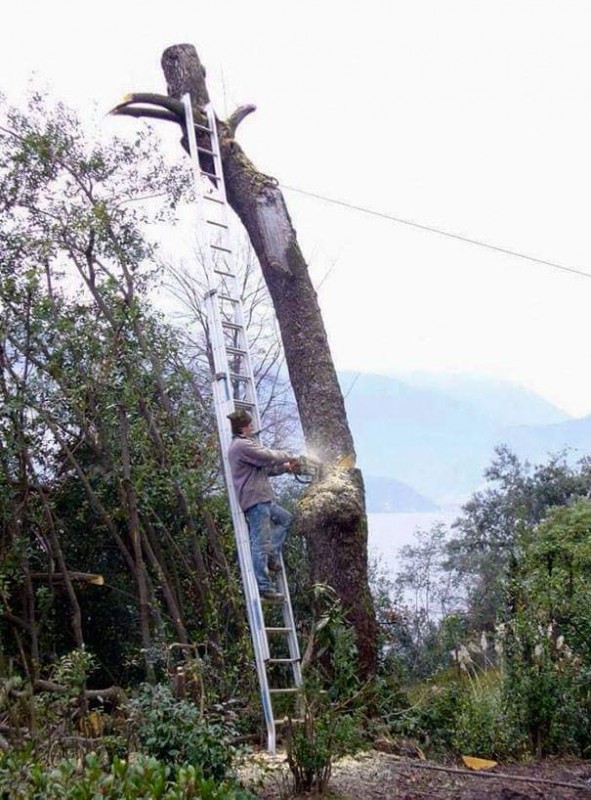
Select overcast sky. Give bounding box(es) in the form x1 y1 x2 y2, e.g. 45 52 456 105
3 1 591 416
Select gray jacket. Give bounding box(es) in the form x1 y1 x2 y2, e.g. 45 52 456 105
228 435 292 511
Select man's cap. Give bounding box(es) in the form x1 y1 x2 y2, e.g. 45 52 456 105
227 409 252 427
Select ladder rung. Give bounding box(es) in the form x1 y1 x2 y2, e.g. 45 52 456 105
204 195 224 204
197 146 217 156
212 244 232 254
221 321 242 331
226 346 247 356
219 294 239 303
234 400 255 410
192 121 213 134
206 219 228 229
265 627 292 634
269 687 301 694
267 658 299 664
214 269 235 277
201 169 221 181
229 373 251 383
275 717 305 725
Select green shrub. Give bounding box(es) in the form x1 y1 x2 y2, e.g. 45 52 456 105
0 750 256 799
499 502 591 757
286 707 362 794
127 683 237 782
502 611 588 757
285 589 366 794
398 682 464 753
452 680 524 759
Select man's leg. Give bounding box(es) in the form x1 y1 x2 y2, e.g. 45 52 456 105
244 503 275 592
268 503 293 568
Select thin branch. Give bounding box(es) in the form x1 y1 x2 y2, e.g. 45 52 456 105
226 104 256 136
393 759 591 792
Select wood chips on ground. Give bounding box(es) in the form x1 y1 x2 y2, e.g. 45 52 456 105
241 749 591 799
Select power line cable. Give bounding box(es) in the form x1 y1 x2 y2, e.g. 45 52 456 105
343 371 362 399
280 184 591 280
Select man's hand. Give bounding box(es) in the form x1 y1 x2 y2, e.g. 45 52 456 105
286 458 304 474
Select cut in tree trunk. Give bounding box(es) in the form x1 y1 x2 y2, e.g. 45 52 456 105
160 44 378 677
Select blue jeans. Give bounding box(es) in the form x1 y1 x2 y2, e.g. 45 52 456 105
244 502 293 592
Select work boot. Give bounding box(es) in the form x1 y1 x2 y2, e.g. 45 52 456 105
260 589 284 602
268 555 282 573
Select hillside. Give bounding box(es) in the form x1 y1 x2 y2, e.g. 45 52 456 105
395 371 570 427
364 474 438 513
502 414 591 464
340 371 584 506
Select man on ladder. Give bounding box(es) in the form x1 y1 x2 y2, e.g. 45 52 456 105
227 409 300 601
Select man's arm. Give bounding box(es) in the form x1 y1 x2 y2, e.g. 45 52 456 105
267 462 295 476
236 438 292 468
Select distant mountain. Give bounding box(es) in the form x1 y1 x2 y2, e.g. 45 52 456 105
393 372 570 427
364 475 438 513
502 414 591 464
339 371 581 505
341 371 498 503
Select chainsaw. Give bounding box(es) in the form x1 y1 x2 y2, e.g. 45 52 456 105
289 453 355 484
289 454 322 484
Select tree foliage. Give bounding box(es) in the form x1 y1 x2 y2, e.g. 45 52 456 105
0 92 250 689
446 445 591 631
388 447 591 758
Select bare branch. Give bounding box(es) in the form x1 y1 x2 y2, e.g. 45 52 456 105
226 104 256 136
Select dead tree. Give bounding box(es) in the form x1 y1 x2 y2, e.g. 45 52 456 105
112 43 378 675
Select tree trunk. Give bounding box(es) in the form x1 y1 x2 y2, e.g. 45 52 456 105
160 44 378 676
117 404 155 681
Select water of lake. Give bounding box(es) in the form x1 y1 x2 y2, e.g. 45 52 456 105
368 509 461 580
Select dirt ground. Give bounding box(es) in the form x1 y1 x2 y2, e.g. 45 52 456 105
242 750 591 799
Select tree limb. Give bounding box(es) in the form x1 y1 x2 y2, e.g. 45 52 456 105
394 758 591 792
28 572 104 585
32 680 127 704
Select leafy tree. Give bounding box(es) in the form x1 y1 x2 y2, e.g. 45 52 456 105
446 445 591 631
0 92 250 690
391 524 464 677
502 499 591 755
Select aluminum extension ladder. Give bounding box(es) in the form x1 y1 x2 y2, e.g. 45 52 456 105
182 95 303 754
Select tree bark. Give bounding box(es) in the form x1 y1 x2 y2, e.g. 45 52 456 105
160 44 378 675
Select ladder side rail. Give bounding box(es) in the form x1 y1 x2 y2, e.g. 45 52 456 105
186 96 291 755
226 275 262 419
182 95 218 289
194 100 263 434
214 408 277 751
205 294 269 658
187 91 271 656
210 381 276 751
205 104 230 205
276 567 303 687
230 515 276 748
204 291 236 402
203 103 263 431
206 281 276 747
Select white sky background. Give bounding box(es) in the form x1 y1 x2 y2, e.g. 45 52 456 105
2 1 591 416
